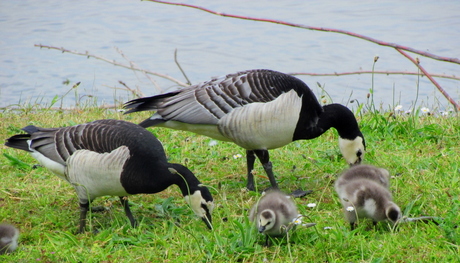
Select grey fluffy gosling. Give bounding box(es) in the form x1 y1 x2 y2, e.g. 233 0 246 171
249 190 298 245
5 119 214 233
124 69 366 191
335 164 401 230
0 224 19 255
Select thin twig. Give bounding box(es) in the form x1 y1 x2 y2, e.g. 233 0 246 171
116 81 145 97
145 0 460 65
34 45 460 86
175 49 191 85
34 44 189 88
396 49 460 111
114 47 161 92
289 71 460 81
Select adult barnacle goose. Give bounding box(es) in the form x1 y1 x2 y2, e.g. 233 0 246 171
335 165 401 230
124 69 366 191
5 119 214 233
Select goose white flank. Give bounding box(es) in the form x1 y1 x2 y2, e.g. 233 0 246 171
5 119 214 233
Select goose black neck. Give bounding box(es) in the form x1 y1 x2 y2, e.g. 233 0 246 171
168 163 203 197
294 103 362 141
319 104 362 140
121 162 201 196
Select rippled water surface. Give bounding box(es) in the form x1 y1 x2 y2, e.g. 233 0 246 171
1 0 459 110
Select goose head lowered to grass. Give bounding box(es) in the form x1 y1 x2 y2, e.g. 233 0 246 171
249 190 299 237
5 119 214 233
124 69 366 193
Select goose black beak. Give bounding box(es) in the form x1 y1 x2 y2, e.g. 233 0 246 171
350 158 362 167
202 210 213 230
258 226 266 233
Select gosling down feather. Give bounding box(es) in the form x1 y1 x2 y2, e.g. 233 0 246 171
249 190 298 244
0 224 19 255
335 165 401 230
5 119 214 233
124 69 366 191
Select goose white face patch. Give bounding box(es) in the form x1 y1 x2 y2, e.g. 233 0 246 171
338 136 365 165
259 209 276 232
184 190 214 218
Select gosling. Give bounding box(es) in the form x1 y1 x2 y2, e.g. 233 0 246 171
335 164 390 189
0 224 19 255
249 190 298 245
335 165 401 230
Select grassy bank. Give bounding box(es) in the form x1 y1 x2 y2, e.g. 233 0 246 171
1 107 459 262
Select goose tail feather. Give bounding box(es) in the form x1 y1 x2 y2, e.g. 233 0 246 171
124 91 180 114
5 134 32 152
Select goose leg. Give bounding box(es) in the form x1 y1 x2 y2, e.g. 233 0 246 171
253 150 279 189
350 222 356 231
119 196 137 228
78 202 89 234
246 150 257 191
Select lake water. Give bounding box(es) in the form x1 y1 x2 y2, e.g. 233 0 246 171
1 0 459 112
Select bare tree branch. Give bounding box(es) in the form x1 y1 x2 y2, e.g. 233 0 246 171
289 71 460 81
114 47 161 92
146 0 460 65
34 44 189 87
396 49 459 111
174 48 191 85
35 44 459 109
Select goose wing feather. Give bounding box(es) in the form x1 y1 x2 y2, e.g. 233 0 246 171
21 120 134 165
124 69 318 126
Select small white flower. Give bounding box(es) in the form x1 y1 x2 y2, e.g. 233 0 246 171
292 215 303 225
233 154 242 159
208 140 218 146
405 109 412 115
346 206 355 212
440 111 449 116
420 107 430 114
307 203 316 208
324 226 333 230
394 105 403 112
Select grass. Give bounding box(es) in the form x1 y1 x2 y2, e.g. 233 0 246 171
1 103 459 262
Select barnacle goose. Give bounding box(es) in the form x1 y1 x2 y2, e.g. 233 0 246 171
249 190 298 235
335 165 401 230
5 119 214 233
124 69 366 191
0 224 19 255
249 190 298 245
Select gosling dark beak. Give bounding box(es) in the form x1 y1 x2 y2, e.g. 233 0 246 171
258 225 266 233
350 158 362 167
202 211 213 230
